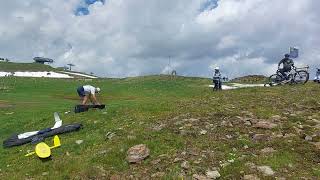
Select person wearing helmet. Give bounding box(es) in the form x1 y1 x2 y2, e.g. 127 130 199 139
77 85 101 105
278 54 294 80
213 67 222 90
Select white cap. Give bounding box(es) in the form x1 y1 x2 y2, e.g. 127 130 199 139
96 87 101 93
214 67 220 70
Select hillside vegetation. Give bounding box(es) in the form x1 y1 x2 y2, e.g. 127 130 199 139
231 75 267 84
0 76 320 179
0 62 55 72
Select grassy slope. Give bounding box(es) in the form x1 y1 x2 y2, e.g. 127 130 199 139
0 62 96 77
0 76 319 179
0 62 55 72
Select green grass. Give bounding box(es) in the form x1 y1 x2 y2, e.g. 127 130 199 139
0 62 55 72
0 76 320 179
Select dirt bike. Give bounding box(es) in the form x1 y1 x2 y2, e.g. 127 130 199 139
267 65 309 86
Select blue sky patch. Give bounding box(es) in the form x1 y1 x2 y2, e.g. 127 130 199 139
200 0 219 12
75 0 105 16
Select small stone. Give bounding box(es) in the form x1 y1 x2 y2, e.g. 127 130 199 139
98 150 108 155
193 174 210 180
151 159 161 165
151 172 165 178
226 135 233 139
110 175 121 180
126 144 150 163
244 121 252 126
105 132 116 140
181 161 190 169
260 147 276 154
244 174 260 180
200 130 208 135
206 170 221 179
257 166 274 176
290 114 297 117
75 140 83 145
245 162 257 170
271 115 281 121
174 157 183 163
42 172 49 176
252 134 269 141
312 142 320 150
305 135 313 141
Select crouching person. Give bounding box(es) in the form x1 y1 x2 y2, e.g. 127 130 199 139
77 85 101 105
213 67 222 91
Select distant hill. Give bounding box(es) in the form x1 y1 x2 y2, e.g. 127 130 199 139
231 75 267 84
0 61 98 78
0 61 55 72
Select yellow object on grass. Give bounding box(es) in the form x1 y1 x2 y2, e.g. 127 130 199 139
35 142 51 158
25 135 61 158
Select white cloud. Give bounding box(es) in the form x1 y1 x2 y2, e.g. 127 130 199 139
0 0 319 78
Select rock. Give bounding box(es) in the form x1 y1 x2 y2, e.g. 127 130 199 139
244 121 252 126
110 175 121 180
252 134 269 141
181 161 190 170
290 114 297 117
126 144 150 163
151 172 165 178
105 132 116 140
200 130 208 135
245 162 257 170
152 123 166 131
75 140 83 145
304 135 313 141
254 121 277 129
206 170 221 179
260 147 276 154
221 121 233 127
151 159 161 165
271 115 281 121
257 166 275 176
174 157 183 163
311 142 320 150
42 172 49 176
193 174 210 180
244 174 260 180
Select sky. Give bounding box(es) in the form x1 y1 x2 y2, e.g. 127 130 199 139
0 0 319 78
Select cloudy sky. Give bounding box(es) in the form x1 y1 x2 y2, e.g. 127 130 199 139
0 0 319 78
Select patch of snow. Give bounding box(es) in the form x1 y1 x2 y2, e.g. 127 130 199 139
209 83 267 90
0 71 73 78
59 71 98 78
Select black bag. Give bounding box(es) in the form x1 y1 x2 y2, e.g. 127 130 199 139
74 104 106 113
3 123 82 148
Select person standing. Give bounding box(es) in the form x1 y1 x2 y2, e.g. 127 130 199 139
213 67 222 90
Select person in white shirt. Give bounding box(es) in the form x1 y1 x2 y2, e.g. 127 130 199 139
77 85 101 105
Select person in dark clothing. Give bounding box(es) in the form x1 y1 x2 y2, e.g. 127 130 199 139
314 68 320 83
213 67 222 90
278 54 294 80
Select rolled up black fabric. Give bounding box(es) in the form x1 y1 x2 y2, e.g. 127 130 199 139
3 123 82 148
